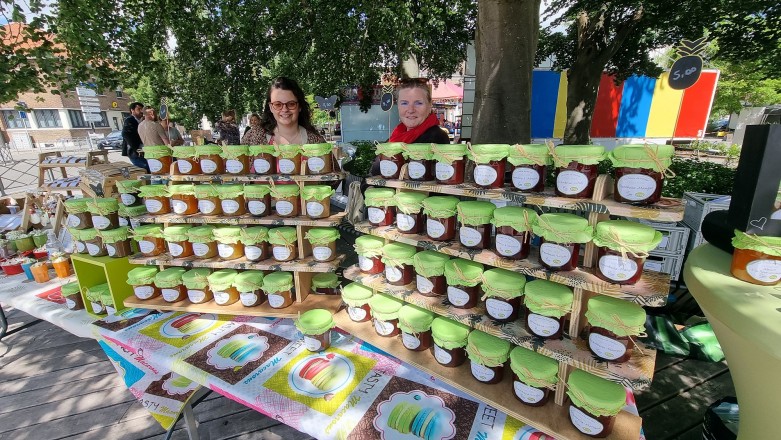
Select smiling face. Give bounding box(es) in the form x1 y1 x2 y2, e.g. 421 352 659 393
250 115 261 127
398 87 432 130
269 89 300 129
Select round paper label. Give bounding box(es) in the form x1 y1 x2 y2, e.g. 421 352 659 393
134 285 154 299
396 213 416 231
486 298 514 320
67 214 81 228
76 241 86 253
617 174 657 201
253 158 271 174
459 226 482 247
119 217 129 227
177 159 192 174
358 256 374 271
214 291 230 305
434 345 452 364
385 266 403 282
187 290 206 303
512 167 540 190
148 158 163 173
120 193 136 206
278 159 295 174
248 201 267 216
169 242 185 257
416 275 434 294
145 199 163 213
306 202 324 217
598 255 639 282
427 219 446 238
379 160 398 177
556 170 589 195
312 246 333 261
470 361 495 382
86 243 101 256
447 286 471 307
198 200 217 214
106 244 116 257
244 245 263 260
92 216 111 230
402 333 421 350
276 201 294 216
307 157 325 172
514 381 545 404
172 200 189 214
272 246 291 261
66 298 76 309
192 243 211 256
408 161 426 179
374 319 395 336
367 207 385 224
217 243 236 258
304 336 322 351
221 200 240 214
225 159 244 174
588 332 627 360
268 294 286 308
91 302 104 314
130 218 141 228
240 292 258 306
539 243 572 267
200 159 218 173
474 164 498 186
162 289 181 302
348 306 367 321
746 259 781 283
495 233 522 257
435 162 455 180
527 313 561 337
569 405 605 436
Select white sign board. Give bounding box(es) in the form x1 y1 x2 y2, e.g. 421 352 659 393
83 113 103 123
81 106 101 113
78 97 100 105
76 86 97 97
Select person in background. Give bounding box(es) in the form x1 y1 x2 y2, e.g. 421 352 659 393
257 77 325 145
389 78 450 144
122 101 147 171
138 106 170 147
241 113 264 145
161 118 184 146
215 110 241 145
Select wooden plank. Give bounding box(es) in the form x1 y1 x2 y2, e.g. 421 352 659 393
0 344 106 382
0 338 100 368
150 172 346 183
128 253 344 273
133 211 346 227
635 359 729 412
0 372 125 414
0 359 118 397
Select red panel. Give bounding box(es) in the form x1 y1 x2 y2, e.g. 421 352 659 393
590 74 624 138
674 71 719 138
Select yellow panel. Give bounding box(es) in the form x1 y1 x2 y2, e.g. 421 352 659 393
645 72 685 138
553 72 569 138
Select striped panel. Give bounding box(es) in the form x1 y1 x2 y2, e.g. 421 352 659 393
616 75 657 138
552 72 569 138
645 72 685 137
674 70 720 138
530 70 561 138
590 74 624 138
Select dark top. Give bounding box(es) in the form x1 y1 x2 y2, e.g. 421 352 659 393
121 116 142 157
412 125 451 144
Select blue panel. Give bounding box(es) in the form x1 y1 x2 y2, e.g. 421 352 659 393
615 75 657 138
530 71 561 138
99 340 145 388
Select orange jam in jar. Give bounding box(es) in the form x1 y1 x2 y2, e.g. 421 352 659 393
248 145 276 175
208 269 240 306
270 183 300 217
302 185 334 220
241 226 270 262
143 145 173 175
155 268 188 303
301 143 333 175
115 180 145 207
215 184 247 217
188 225 218 259
213 226 245 261
263 272 295 309
138 185 171 215
172 146 200 175
243 184 272 217
268 227 298 262
163 225 194 258
195 145 225 175
305 228 340 263
274 144 303 175
169 184 199 215
182 268 213 304
222 145 250 174
193 184 222 216
730 231 781 285
132 224 166 257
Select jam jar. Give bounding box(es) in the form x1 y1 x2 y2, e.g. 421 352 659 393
393 191 427 234
244 184 272 217
268 227 298 262
375 142 406 179
138 184 171 215
127 267 160 300
143 145 173 175
468 144 509 189
194 184 222 216
533 213 593 272
216 184 247 217
730 231 781 286
566 370 625 438
421 196 459 241
509 346 558 407
213 226 245 261
311 273 340 295
69 228 87 254
552 145 605 198
456 201 495 249
368 293 404 337
413 250 450 297
172 146 200 175
270 183 300 217
248 145 276 175
523 280 573 340
593 220 662 285
240 226 270 262
341 282 374 322
61 282 84 310
302 143 333 175
492 206 536 260
444 259 484 309
305 227 340 262
81 228 107 257
222 145 250 174
432 144 467 185
155 267 188 303
116 180 144 207
507 144 551 192
364 187 396 227
234 270 266 306
195 145 225 174
608 144 674 205
99 226 133 258
381 242 417 286
402 143 435 181
133 224 166 257
274 144 303 175
169 184 199 215
585 295 646 363
481 268 526 323
263 271 295 309
88 198 120 231
182 268 213 304
64 198 93 230
208 269 240 306
85 284 108 315
163 225 194 258
430 317 470 367
466 330 511 384
397 304 435 351
297 308 335 352
355 235 385 274
188 225 218 259
301 185 335 219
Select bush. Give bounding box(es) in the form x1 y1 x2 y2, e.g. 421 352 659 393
662 158 735 198
341 141 376 177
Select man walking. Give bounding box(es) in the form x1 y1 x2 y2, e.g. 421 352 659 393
122 101 148 172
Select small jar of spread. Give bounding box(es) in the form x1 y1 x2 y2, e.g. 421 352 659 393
608 144 674 205
81 228 107 257
192 184 222 216
492 206 536 260
222 145 250 174
85 284 109 315
248 145 276 175
263 271 295 309
118 204 148 229
155 267 188 303
507 144 551 192
593 220 662 285
523 280 573 340
99 226 133 258
188 225 218 259
430 317 470 367
444 259 484 309
127 265 162 300
413 250 450 297
432 144 467 185
143 145 173 175
355 235 385 274
730 231 781 286
375 142 406 179
243 184 272 217
61 282 85 310
168 184 199 215
296 308 335 352
68 228 88 254
163 225 194 258
466 330 511 384
101 289 118 315
181 268 213 304
364 187 396 226
268 227 298 262
421 196 459 241
481 268 526 323
551 145 605 198
64 198 93 230
533 213 593 272
115 180 144 207
381 242 417 286
138 184 171 215
87 197 120 231
240 226 270 262
274 144 303 175
311 273 340 295
301 185 335 219
195 145 225 174
456 201 495 249
302 143 333 175
402 143 435 181
213 226 245 261
468 143 509 188
566 369 626 437
397 304 435 351
393 191 428 234
342 282 374 322
234 270 266 307
585 295 646 363
172 146 200 175
509 346 558 407
270 183 300 217
305 227 340 262
216 184 247 217
132 224 166 257
368 293 404 337
208 269 240 306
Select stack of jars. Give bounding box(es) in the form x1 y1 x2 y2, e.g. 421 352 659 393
87 197 127 258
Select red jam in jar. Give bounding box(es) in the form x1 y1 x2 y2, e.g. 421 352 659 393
381 242 416 286
413 251 450 297
540 240 580 271
468 144 509 189
466 331 511 384
369 294 403 337
364 187 396 227
551 145 605 199
433 144 467 185
430 317 470 368
444 259 483 309
507 144 551 192
492 206 536 260
402 143 435 181
566 370 625 438
355 235 385 274
585 295 646 363
593 220 661 285
534 213 593 272
523 279 573 340
509 346 558 407
421 195 460 242
511 164 546 192
456 201 495 250
342 282 374 322
376 142 406 179
481 268 526 323
608 145 674 205
394 191 427 235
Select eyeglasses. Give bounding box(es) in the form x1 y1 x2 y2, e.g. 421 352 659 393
270 101 299 111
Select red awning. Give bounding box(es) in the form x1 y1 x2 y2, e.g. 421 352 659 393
431 81 463 100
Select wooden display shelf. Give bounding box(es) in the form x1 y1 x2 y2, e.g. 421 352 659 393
128 254 344 273
134 212 345 227
354 222 669 307
70 254 142 318
334 310 643 440
143 172 346 183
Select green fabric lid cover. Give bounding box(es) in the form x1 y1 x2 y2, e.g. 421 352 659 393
732 230 781 257
123 204 148 217
341 282 374 307
466 330 512 367
295 308 335 335
375 142 405 157
269 183 300 198
163 225 193 242
567 369 626 417
586 295 646 336
431 317 470 349
510 346 558 388
533 213 593 244
138 184 170 198
394 192 428 214
431 143 467 164
127 267 159 285
468 144 509 164
61 282 81 297
524 280 573 317
67 227 85 241
193 184 220 198
243 184 272 198
368 293 404 321
143 145 172 159
354 235 385 258
305 227 340 245
364 188 396 207
273 144 302 158
155 267 187 288
168 184 196 196
301 143 332 157
457 201 496 226
481 268 526 300
172 145 197 158
492 206 537 232
215 184 244 199
195 145 223 155
213 226 243 244
397 304 435 334
413 250 450 278
86 283 109 301
78 228 98 240
187 225 216 243
262 271 294 293
268 227 297 246
301 185 335 201
100 288 114 307
593 220 663 257
551 145 606 167
99 226 131 243
116 180 143 193
444 259 484 287
64 198 90 213
240 226 269 245
507 144 553 166
221 144 249 159
207 269 238 291
181 268 211 289
608 144 674 173
132 224 164 240
311 272 340 289
421 196 459 218
233 270 264 292
248 145 276 155
87 197 119 215
402 143 433 160
381 242 417 267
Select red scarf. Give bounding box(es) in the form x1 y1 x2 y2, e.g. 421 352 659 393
389 113 440 143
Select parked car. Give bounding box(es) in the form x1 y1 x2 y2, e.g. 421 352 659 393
97 130 123 150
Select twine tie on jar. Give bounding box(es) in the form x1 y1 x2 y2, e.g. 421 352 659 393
480 281 519 302
644 143 676 178
511 144 546 166
432 144 463 164
601 312 646 356
526 296 571 316
191 272 210 287
536 213 579 244
456 204 487 227
742 234 781 255
354 242 382 258
563 381 611 416
451 262 483 286
399 317 421 338
272 233 297 254
546 140 563 167
605 227 650 260
514 364 556 389
468 342 505 367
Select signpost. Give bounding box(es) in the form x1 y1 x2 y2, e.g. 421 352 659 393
76 84 102 134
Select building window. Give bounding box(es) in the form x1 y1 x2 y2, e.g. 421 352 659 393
94 111 110 128
34 109 63 128
116 90 123 98
68 110 89 128
1 110 31 129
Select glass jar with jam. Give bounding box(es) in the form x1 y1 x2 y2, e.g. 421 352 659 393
354 235 385 274
268 227 298 262
375 142 406 179
193 184 222 216
68 228 87 254
240 226 270 262
430 317 470 367
608 144 674 205
244 184 272 217
456 201 496 249
552 145 606 199
61 282 84 310
213 226 245 261
444 258 484 309
393 191 428 234
155 267 188 303
274 144 303 175
566 369 626 438
507 144 551 192
301 185 335 219
368 293 404 337
533 213 593 272
305 227 340 262
126 267 160 300
168 184 199 215
234 270 266 307
466 330 511 384
182 268 213 304
87 197 120 231
296 308 335 352
585 295 646 363
195 145 225 175
593 220 662 285
523 280 573 340
413 250 450 297
248 145 276 175
311 272 340 295
492 206 536 260
397 304 435 352
302 143 333 175
172 146 200 175
132 224 166 257
222 145 250 174
81 228 107 257
341 282 374 322
64 198 93 230
116 180 145 207
270 183 300 217
85 284 108 315
163 225 194 258
215 184 247 217
143 145 173 175
432 144 467 185
381 242 417 286
187 225 218 259
118 204 148 229
263 271 295 309
364 187 396 227
207 269 240 306
402 143 435 181
509 346 558 407
730 230 781 286
421 196 459 241
468 144 509 189
99 226 133 258
481 268 526 323
138 184 171 215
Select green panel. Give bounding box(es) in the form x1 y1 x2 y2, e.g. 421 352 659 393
70 254 142 317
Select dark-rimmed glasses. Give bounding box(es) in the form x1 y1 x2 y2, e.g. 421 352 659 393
270 101 299 111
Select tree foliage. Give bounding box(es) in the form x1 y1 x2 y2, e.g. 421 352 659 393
710 60 781 118
709 1 780 79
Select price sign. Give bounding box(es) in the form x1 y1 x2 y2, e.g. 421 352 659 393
668 37 707 90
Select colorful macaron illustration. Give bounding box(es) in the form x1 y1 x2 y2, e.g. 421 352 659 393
207 334 269 370
387 402 442 439
162 374 199 395
374 392 456 440
298 353 349 391
217 339 265 363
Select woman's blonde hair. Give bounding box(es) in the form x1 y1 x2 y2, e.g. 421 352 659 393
398 78 432 103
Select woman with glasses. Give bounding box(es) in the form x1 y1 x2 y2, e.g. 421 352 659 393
215 110 241 145
258 77 325 145
389 78 450 144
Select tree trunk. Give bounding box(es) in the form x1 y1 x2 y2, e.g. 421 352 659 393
472 0 541 143
562 60 605 144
